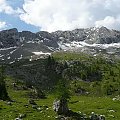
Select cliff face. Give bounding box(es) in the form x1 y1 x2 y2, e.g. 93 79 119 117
0 28 20 48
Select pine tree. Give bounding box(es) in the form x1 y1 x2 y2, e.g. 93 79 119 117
56 78 70 101
0 65 9 100
53 79 70 115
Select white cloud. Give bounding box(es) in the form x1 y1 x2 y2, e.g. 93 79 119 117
0 21 7 30
0 0 14 14
18 0 120 32
95 16 120 29
0 0 23 15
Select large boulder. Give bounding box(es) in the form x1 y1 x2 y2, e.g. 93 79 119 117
53 99 69 115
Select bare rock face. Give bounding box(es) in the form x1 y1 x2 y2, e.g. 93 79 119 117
53 99 69 115
0 28 20 48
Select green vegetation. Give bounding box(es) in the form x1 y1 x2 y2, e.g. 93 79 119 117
1 51 120 119
53 52 120 96
0 77 119 120
55 78 70 100
0 65 9 100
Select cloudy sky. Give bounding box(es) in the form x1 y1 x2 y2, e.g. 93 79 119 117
0 0 120 32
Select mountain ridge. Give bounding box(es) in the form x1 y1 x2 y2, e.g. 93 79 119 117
0 26 120 63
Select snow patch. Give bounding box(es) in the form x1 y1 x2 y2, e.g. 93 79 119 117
10 49 17 54
9 61 15 64
17 55 23 60
32 52 51 55
58 41 120 50
0 46 17 51
0 55 4 58
7 56 10 59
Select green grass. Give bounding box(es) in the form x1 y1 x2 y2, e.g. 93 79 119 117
52 52 91 61
0 77 57 120
69 96 120 120
0 77 120 120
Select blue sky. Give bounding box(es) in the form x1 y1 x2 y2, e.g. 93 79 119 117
7 0 24 9
0 0 120 32
0 0 39 32
0 12 39 32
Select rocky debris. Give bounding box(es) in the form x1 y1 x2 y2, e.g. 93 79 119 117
19 114 26 119
75 87 86 94
28 99 37 105
53 99 69 115
37 107 42 111
15 118 22 120
29 87 46 99
6 101 12 105
90 112 105 120
112 95 120 101
22 86 28 90
15 114 26 120
108 109 115 113
23 104 29 108
12 82 17 87
12 83 23 91
54 109 106 120
43 105 49 109
32 105 38 109
36 105 49 111
12 82 18 90
55 115 69 120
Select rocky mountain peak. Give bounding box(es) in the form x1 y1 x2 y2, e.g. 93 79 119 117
0 28 19 48
0 27 120 63
0 28 18 33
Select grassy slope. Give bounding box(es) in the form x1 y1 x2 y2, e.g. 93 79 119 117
69 96 120 120
0 77 120 120
0 77 56 120
1 52 120 120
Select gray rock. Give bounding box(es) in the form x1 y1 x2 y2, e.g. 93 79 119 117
90 112 105 120
28 99 37 105
6 101 12 105
32 105 38 109
0 28 20 48
15 118 22 120
53 99 69 115
19 114 26 119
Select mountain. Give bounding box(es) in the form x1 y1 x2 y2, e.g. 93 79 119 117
0 26 120 63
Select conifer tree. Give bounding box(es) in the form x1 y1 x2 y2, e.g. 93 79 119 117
0 65 9 100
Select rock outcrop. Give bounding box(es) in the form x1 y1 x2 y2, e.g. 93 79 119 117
53 99 69 115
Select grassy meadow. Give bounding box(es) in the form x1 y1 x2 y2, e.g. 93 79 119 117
0 77 120 120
